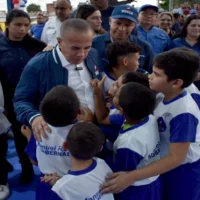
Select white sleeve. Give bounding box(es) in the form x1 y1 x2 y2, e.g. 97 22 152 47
52 179 71 200
41 22 49 44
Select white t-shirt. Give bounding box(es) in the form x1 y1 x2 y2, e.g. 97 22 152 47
52 158 114 200
114 115 160 186
36 124 74 176
154 91 200 163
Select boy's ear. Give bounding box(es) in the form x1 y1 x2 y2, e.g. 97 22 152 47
62 141 68 150
122 57 129 67
172 79 183 88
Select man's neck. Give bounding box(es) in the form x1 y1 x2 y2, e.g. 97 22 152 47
140 23 153 31
163 89 185 102
99 5 109 12
71 157 93 172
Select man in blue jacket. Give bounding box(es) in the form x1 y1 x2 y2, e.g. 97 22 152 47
92 5 154 73
14 19 102 140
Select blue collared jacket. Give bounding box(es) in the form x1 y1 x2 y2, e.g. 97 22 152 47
172 37 200 55
137 25 172 55
14 47 102 126
92 33 154 73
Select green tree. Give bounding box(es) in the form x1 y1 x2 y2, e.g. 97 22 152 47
26 3 41 13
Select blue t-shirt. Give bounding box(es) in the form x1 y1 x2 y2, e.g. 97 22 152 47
30 23 45 40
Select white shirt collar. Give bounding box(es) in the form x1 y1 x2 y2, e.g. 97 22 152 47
56 45 71 67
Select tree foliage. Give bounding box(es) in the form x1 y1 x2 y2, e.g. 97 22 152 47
26 3 41 13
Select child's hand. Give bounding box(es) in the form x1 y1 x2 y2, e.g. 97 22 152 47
90 76 106 96
21 125 32 141
77 107 94 122
40 173 60 186
43 45 54 52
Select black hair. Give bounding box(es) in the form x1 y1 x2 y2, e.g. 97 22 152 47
154 48 200 88
106 41 141 71
40 85 80 127
180 15 200 42
173 13 180 19
6 10 31 25
119 82 156 120
67 122 105 160
60 18 93 38
122 71 149 88
75 4 98 20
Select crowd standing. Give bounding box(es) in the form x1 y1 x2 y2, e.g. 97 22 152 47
1 0 200 200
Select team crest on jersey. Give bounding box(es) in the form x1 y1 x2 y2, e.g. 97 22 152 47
157 117 167 132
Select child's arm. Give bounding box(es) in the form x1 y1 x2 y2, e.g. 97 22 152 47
91 77 111 125
101 142 190 194
40 173 60 186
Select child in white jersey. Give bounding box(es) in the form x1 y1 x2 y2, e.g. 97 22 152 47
42 122 114 200
111 82 161 200
25 85 80 200
101 48 200 200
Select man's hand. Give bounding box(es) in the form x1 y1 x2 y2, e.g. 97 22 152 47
77 107 94 122
100 172 133 194
43 45 54 52
40 173 60 186
31 116 51 141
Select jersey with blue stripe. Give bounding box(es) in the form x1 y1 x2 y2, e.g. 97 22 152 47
154 91 200 163
36 124 74 176
52 158 114 200
114 115 160 186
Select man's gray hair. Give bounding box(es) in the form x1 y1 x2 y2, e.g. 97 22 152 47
60 18 93 38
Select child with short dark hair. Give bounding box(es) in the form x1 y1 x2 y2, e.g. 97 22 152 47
44 122 114 200
110 82 161 200
25 85 80 200
103 40 142 93
101 48 200 200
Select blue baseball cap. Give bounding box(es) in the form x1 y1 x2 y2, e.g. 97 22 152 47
139 4 159 13
190 9 197 14
111 5 138 23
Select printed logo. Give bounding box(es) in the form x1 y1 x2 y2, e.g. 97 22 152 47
94 66 99 75
157 117 167 132
85 190 102 200
121 8 133 15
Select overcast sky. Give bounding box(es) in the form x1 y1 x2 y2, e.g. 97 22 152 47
0 0 157 11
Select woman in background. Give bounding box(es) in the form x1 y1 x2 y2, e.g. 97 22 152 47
75 4 106 37
159 12 176 38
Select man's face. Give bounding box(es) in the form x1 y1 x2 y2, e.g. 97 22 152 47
109 18 136 41
57 30 94 64
138 8 158 26
37 15 45 24
54 0 72 21
90 0 108 10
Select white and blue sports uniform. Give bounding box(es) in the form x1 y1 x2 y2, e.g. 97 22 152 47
154 91 200 200
26 123 75 200
52 158 114 200
185 83 200 109
113 115 161 200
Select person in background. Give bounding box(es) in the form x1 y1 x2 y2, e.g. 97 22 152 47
30 13 46 40
137 4 172 55
71 0 114 31
172 15 200 89
172 13 182 34
190 9 197 15
0 10 46 184
75 4 106 37
41 0 72 46
92 5 154 73
158 12 176 39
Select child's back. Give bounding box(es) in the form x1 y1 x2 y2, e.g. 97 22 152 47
52 158 114 200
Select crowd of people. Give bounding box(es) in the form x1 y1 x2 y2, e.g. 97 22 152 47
0 0 200 200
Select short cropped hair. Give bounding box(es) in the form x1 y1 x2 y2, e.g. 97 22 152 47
119 82 156 120
60 18 93 38
67 122 105 160
173 13 180 20
122 72 149 88
154 48 200 88
40 85 80 127
106 41 141 71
